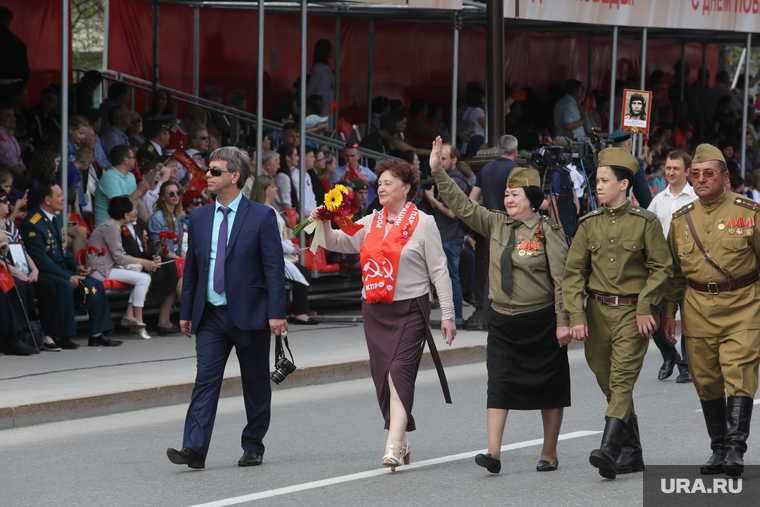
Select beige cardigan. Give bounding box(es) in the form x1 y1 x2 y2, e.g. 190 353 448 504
322 209 455 321
87 218 135 279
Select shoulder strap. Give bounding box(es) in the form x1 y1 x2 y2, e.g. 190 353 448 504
684 212 733 279
537 221 554 287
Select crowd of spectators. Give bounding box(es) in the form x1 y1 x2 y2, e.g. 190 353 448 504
2 2 760 354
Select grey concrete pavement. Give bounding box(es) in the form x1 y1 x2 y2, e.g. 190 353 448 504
0 345 734 507
0 305 495 428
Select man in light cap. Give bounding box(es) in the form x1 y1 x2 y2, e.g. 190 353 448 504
663 143 760 477
564 147 673 479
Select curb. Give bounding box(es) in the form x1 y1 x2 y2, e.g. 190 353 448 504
0 345 488 430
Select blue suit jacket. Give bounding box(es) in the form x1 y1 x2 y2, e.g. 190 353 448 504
180 196 287 333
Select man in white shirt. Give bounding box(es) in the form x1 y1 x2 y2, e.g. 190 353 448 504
291 149 318 217
329 144 378 185
647 150 697 384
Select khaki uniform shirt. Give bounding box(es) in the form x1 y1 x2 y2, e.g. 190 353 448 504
563 200 673 327
664 191 760 337
432 167 570 326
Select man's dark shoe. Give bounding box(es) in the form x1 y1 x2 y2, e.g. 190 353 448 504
475 453 501 473
88 335 122 347
238 451 264 467
616 416 645 474
676 370 692 383
657 355 681 381
590 417 625 479
55 337 79 350
700 398 727 475
723 396 753 477
167 447 205 469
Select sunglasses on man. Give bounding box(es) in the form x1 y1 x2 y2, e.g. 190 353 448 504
206 167 236 177
689 169 725 181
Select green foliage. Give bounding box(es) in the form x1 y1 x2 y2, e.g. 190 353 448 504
71 0 105 69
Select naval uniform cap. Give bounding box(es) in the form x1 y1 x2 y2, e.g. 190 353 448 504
598 147 639 176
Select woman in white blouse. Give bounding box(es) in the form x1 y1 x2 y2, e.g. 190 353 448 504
312 158 456 469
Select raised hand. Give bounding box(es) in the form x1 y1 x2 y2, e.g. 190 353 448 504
429 136 443 172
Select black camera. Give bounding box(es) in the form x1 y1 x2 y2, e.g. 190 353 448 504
271 355 297 384
420 177 436 191
271 331 296 385
529 145 572 169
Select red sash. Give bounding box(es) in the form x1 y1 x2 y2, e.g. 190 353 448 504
171 148 207 182
360 202 420 304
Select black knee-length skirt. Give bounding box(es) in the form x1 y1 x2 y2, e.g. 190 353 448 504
487 305 571 410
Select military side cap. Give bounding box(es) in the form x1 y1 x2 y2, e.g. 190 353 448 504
693 143 726 164
607 129 632 143
506 166 541 188
203 85 223 98
598 147 639 175
227 89 247 104
352 179 369 191
182 105 205 121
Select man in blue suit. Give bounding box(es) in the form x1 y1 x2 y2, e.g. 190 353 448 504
167 146 287 469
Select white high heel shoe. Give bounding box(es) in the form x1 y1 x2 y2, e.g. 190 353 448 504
381 441 411 471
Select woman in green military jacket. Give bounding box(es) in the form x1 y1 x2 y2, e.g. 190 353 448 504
429 137 571 474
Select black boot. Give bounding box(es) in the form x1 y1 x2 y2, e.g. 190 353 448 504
699 398 726 475
723 396 753 477
589 417 625 479
616 416 644 474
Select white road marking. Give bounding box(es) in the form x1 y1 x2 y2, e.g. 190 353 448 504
695 398 760 412
187 430 601 507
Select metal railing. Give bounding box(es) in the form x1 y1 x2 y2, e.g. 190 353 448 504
74 68 399 168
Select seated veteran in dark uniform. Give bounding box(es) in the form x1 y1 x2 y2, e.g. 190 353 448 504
663 144 760 477
19 183 121 348
563 147 673 480
136 116 174 169
429 137 571 474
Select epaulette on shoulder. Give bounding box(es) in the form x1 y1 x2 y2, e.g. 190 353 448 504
578 208 603 223
540 214 561 230
672 202 695 220
733 195 760 212
628 206 657 222
28 213 41 225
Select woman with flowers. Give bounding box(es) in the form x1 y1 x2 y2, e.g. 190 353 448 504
148 181 184 260
87 196 159 339
310 158 456 470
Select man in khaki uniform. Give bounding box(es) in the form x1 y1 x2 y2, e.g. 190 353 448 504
563 148 673 479
662 143 760 477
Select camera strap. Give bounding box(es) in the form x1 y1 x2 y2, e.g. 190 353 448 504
275 332 295 364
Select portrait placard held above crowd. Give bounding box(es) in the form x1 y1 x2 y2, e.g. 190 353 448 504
620 89 652 135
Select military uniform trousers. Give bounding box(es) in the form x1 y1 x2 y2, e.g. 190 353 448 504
585 299 649 422
685 330 760 401
45 268 114 338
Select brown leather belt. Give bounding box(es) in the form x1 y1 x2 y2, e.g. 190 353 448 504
689 270 760 294
588 292 639 307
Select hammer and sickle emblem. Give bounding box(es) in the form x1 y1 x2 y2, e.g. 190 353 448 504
362 258 395 281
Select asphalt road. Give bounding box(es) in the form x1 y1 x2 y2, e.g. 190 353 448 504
0 344 754 507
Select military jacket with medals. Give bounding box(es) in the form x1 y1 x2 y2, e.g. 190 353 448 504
19 207 81 282
431 166 570 325
563 200 673 327
664 191 760 337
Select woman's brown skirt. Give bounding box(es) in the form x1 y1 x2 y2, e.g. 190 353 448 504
362 295 451 432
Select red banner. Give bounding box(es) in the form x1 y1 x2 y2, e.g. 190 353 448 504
175 258 185 278
171 148 207 182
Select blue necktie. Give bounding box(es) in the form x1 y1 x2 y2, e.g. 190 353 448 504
213 208 231 295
